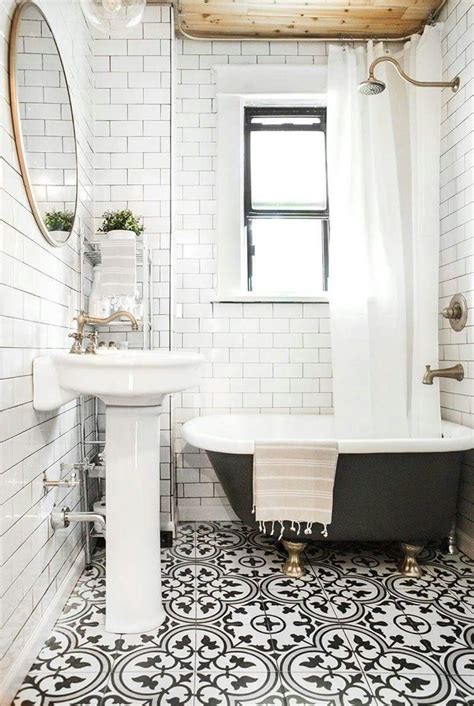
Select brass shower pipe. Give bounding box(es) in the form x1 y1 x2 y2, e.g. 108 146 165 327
171 0 449 43
359 56 461 96
365 55 460 93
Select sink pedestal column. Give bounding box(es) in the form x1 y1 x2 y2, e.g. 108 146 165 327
105 404 165 633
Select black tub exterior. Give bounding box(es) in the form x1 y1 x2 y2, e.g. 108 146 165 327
207 450 463 542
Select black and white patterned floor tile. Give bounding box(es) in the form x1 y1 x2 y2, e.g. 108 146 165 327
13 522 474 706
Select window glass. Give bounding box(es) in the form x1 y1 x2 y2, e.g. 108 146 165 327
250 219 324 295
250 131 327 211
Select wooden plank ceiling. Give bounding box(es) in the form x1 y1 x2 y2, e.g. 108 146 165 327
177 1 443 39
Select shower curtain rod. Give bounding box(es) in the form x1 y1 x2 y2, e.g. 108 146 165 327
168 0 448 43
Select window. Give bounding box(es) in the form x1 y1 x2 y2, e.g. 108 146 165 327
244 107 329 296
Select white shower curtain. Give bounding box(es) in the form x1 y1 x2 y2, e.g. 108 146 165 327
327 26 442 439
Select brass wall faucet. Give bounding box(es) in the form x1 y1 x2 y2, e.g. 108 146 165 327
69 310 139 354
422 364 464 385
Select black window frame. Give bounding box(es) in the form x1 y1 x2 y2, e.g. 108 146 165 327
244 106 329 294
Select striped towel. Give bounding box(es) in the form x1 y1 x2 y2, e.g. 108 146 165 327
100 238 136 297
253 442 339 539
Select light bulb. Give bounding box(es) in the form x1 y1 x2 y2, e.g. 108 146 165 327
81 0 145 33
101 0 123 15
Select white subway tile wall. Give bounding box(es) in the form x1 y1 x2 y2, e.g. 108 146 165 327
439 1 474 558
172 37 332 520
92 5 174 522
0 0 94 685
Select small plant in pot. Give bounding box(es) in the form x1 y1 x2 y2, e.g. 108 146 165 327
44 209 75 239
98 209 144 240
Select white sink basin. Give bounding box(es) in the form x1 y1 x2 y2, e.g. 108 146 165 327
33 349 203 634
33 350 203 409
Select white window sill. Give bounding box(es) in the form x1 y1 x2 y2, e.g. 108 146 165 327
213 294 329 304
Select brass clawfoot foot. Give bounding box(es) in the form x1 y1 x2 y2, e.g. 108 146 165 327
399 543 423 578
281 540 306 578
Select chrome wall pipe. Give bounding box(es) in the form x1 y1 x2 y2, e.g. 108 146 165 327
51 506 106 533
43 471 80 494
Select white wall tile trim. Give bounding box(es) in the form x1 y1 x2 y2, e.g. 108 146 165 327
213 63 327 95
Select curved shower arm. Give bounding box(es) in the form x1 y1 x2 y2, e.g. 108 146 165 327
368 56 460 92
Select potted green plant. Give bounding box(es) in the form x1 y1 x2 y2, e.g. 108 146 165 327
98 209 144 240
44 210 75 240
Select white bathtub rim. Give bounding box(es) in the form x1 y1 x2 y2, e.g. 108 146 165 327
182 414 474 455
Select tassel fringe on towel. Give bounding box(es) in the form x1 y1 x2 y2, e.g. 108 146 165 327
257 518 328 539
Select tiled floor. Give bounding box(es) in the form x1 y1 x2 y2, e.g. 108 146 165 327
13 522 474 705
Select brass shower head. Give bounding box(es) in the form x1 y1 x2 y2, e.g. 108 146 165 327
358 77 386 95
358 55 460 96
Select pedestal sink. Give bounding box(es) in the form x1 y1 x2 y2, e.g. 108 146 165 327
33 350 203 633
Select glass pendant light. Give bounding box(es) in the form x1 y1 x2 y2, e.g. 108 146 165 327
81 0 146 33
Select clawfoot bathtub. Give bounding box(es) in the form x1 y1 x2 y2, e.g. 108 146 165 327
183 414 473 578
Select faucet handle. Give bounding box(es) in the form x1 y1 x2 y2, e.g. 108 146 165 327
440 294 468 332
85 332 98 355
68 331 83 354
441 305 461 319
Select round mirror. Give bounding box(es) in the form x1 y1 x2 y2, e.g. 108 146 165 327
9 1 78 247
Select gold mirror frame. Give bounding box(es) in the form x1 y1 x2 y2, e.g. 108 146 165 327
8 0 79 248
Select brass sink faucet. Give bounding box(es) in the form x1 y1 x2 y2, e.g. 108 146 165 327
69 310 139 354
422 363 464 385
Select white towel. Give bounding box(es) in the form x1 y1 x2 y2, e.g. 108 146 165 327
253 442 339 539
100 238 136 297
